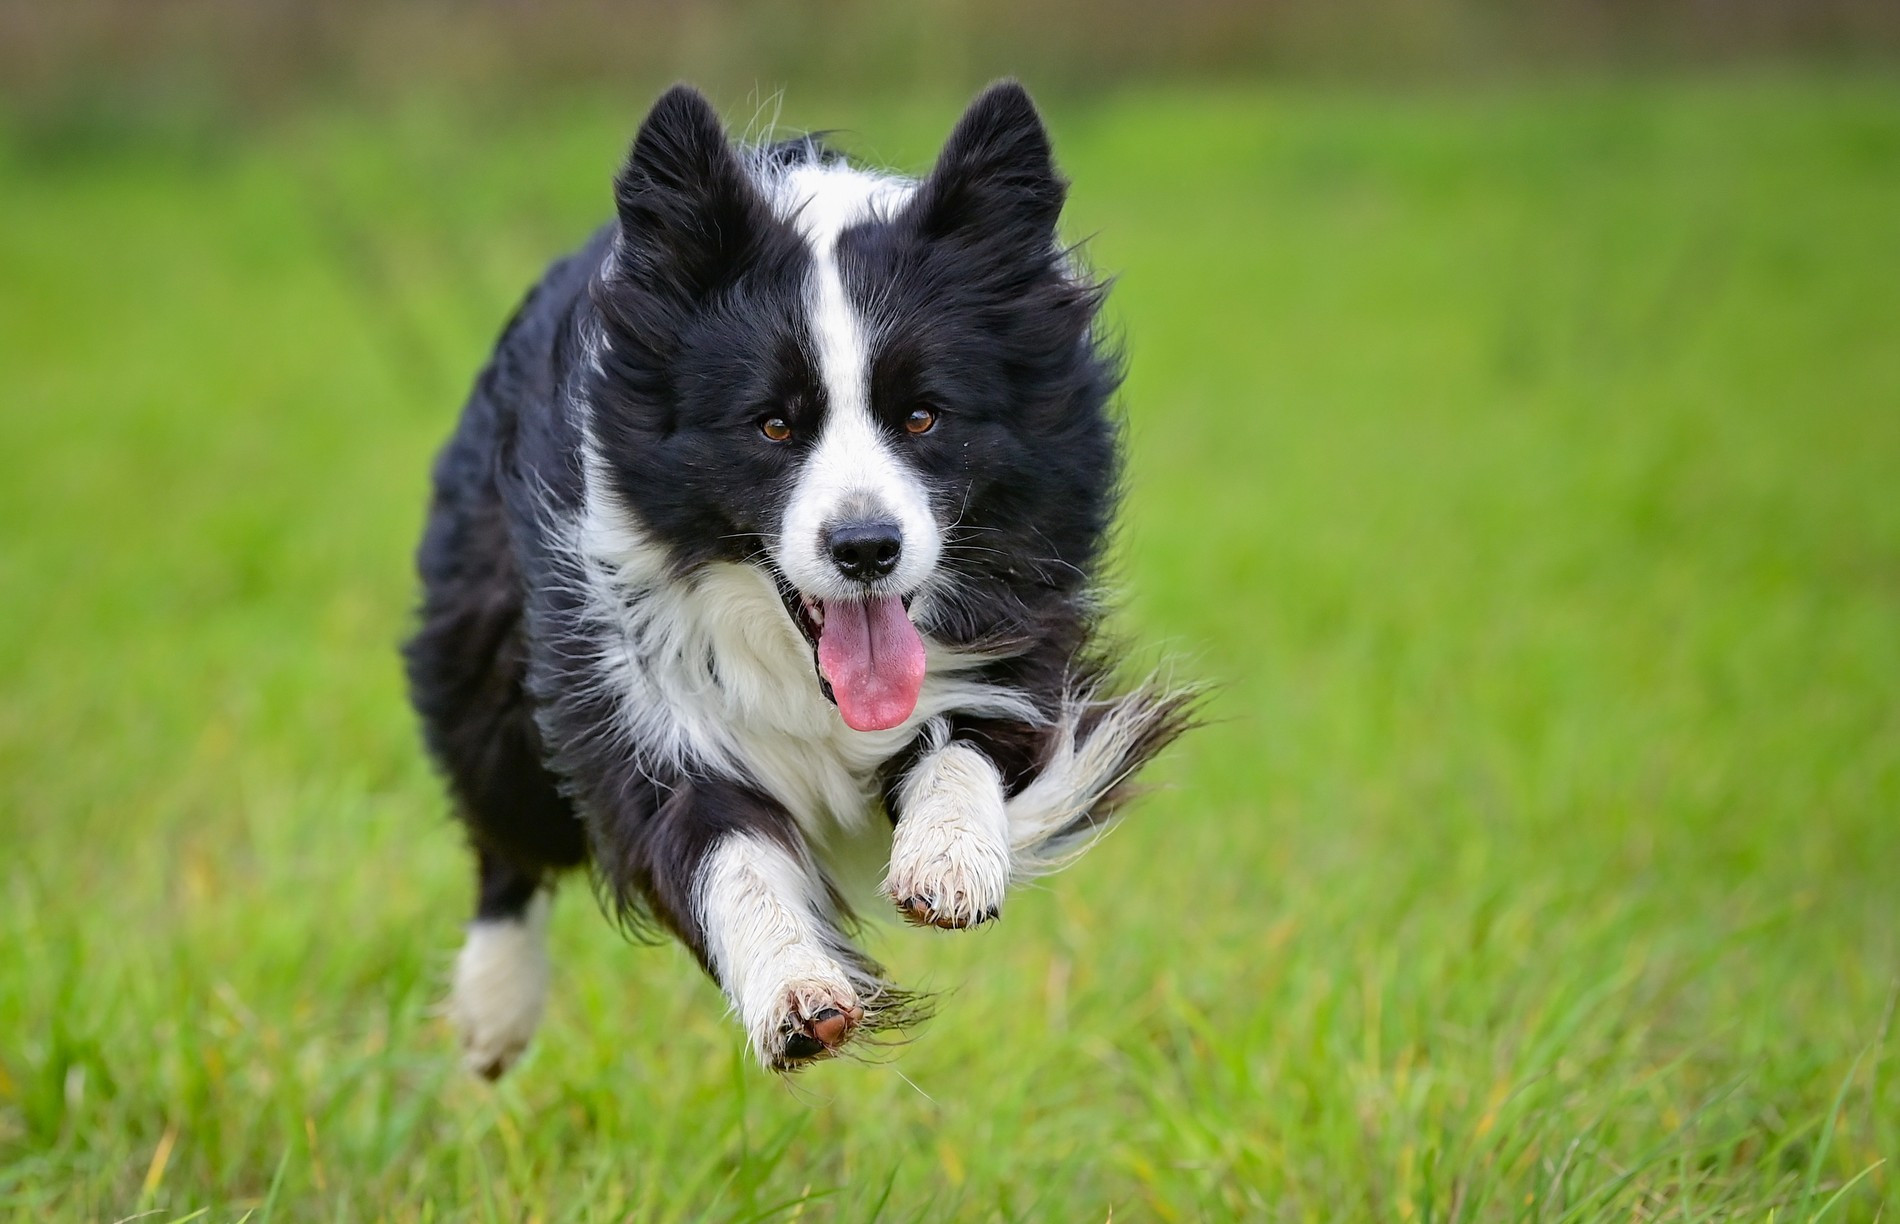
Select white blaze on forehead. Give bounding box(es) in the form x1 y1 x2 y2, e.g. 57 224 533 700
761 161 940 601
771 162 912 253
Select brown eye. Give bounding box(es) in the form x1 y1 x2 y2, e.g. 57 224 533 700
760 416 793 442
904 407 937 435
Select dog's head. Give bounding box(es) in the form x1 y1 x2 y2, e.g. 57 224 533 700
587 83 1120 731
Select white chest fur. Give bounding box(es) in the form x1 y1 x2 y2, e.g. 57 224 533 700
561 466 1037 842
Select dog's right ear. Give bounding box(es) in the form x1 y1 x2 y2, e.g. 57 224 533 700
611 86 768 301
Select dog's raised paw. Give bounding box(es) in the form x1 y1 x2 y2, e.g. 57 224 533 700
885 828 1010 930
771 991 865 1070
887 742 1013 930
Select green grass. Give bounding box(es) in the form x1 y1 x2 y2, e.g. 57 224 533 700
3 72 1898 1220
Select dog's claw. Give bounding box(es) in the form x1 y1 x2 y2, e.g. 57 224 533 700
896 893 1000 930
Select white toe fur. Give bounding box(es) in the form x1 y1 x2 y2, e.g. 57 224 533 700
887 740 1013 927
449 891 552 1078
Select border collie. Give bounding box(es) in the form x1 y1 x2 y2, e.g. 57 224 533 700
404 81 1192 1077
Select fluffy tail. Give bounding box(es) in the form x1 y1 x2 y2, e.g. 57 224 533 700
1006 676 1201 877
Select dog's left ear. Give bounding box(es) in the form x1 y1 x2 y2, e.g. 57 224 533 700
907 81 1066 252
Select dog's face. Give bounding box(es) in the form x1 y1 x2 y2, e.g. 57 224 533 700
587 84 1119 731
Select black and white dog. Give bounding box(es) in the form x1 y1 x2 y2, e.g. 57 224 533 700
404 81 1191 1077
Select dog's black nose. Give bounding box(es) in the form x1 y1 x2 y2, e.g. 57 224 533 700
825 520 902 582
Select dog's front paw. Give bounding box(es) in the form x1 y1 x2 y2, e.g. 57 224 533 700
762 979 865 1071
885 820 1011 930
888 740 1013 929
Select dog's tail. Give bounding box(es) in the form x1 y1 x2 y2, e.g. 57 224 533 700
1006 675 1202 878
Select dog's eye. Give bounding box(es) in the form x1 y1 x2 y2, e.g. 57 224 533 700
759 416 793 443
904 407 937 435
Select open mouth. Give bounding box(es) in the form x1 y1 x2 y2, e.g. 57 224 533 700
776 578 926 733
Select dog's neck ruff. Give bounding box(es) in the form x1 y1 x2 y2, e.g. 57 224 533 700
563 445 1037 839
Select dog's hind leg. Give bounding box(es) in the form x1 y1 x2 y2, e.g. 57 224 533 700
427 708 581 1079
421 677 583 1077
405 453 588 1078
449 850 555 1079
427 702 581 1078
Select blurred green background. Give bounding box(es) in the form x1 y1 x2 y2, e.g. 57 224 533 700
2 3 1897 1220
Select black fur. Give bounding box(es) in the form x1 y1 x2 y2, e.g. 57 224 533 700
404 81 1192 1072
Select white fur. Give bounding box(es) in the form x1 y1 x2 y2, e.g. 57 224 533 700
697 833 871 1064
1006 688 1168 875
887 736 1013 927
448 892 551 1078
763 160 912 247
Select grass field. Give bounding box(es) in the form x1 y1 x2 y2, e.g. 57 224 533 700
2 72 1898 1220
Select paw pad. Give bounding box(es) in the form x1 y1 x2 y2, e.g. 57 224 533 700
774 1001 864 1069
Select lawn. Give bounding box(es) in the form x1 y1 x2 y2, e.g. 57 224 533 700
1 72 1897 1221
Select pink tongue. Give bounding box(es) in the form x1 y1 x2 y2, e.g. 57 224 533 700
816 596 927 732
